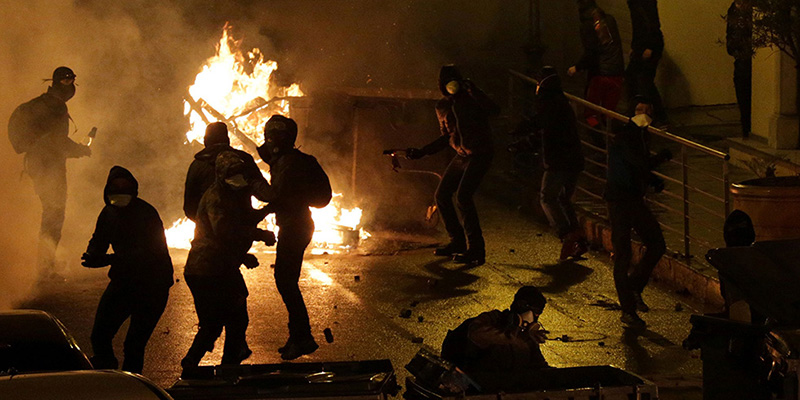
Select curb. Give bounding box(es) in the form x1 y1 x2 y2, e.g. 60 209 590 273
578 211 724 308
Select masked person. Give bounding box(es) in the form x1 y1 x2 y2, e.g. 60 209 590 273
532 67 588 261
81 166 173 373
625 0 667 124
255 115 332 360
183 122 268 221
8 66 91 277
182 151 276 368
605 97 669 328
406 65 500 266
441 286 549 392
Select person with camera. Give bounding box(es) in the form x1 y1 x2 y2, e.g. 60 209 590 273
605 96 670 328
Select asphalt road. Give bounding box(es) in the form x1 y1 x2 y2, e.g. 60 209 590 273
22 194 704 399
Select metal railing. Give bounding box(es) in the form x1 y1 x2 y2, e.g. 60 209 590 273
508 69 731 259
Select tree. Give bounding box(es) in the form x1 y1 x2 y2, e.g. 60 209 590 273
750 0 800 147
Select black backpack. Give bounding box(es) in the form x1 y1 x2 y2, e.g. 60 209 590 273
304 156 332 208
440 317 475 367
7 100 39 154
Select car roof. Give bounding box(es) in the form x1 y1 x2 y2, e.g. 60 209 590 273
0 370 173 400
0 309 92 373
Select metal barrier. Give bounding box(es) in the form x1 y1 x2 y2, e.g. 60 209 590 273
508 69 731 259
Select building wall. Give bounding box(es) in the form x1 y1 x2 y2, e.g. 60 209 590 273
597 0 737 107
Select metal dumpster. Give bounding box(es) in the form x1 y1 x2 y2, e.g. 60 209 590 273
167 359 399 400
403 349 658 400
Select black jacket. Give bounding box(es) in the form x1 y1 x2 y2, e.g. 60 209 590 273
183 144 266 221
18 89 86 171
422 66 500 157
85 166 173 288
185 152 269 277
254 148 331 229
627 0 664 57
726 2 753 61
575 12 624 77
532 75 585 172
605 121 658 200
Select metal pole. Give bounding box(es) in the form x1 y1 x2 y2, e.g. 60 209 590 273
682 146 690 258
723 159 731 218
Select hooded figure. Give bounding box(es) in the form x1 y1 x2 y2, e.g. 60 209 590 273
253 114 332 361
183 122 268 221
441 286 549 392
405 65 500 266
604 98 668 329
625 0 667 123
182 151 275 368
9 66 91 276
531 67 587 261
81 166 173 373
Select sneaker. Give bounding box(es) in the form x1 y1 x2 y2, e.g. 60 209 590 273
222 345 252 365
558 238 577 262
620 312 646 328
633 293 650 313
434 243 466 257
453 249 485 266
280 337 319 360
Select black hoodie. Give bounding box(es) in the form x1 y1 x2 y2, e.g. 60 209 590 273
85 166 173 288
532 74 585 172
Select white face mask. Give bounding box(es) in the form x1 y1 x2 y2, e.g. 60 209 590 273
108 194 133 207
224 174 248 190
445 80 460 95
632 113 653 128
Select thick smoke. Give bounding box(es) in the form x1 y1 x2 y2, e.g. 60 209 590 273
0 0 541 308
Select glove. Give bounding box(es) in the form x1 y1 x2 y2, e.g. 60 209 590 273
255 229 276 246
405 148 425 160
81 252 113 268
527 323 548 344
243 253 259 269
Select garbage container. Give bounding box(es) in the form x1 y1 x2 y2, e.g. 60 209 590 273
730 177 800 241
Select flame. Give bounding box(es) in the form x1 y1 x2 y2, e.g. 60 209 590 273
167 24 366 253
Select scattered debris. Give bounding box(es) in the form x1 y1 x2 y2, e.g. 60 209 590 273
354 275 361 282
175 278 180 283
162 328 170 335
560 334 570 342
324 261 329 265
323 328 334 343
400 309 412 318
270 264 276 269
334 321 339 325
509 248 516 253
333 305 338 309
411 337 424 344
674 303 684 312
536 233 543 237
410 301 420 307
598 341 605 347
418 316 424 323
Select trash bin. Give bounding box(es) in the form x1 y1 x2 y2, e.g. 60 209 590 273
730 177 800 241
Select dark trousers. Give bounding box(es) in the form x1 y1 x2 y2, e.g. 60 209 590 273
90 281 169 373
585 75 624 126
27 160 67 271
734 58 752 137
435 153 493 251
184 273 249 364
608 198 666 313
626 53 667 122
540 170 581 238
275 222 314 340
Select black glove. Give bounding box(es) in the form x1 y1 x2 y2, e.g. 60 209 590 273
255 229 276 246
81 253 114 268
405 148 425 160
243 253 260 269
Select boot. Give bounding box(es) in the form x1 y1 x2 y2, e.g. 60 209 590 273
633 292 650 313
434 242 466 257
453 248 485 266
280 337 319 360
620 311 646 328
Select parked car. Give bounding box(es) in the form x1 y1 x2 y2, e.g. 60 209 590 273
0 309 92 374
0 370 173 400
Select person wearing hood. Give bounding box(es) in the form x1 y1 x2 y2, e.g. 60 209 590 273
605 96 669 328
726 0 753 138
531 67 588 261
81 166 173 373
183 122 268 221
440 286 549 392
568 3 625 129
9 67 91 277
405 65 500 266
182 151 276 368
252 115 331 360
625 0 667 124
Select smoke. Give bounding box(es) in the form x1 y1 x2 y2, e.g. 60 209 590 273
0 0 539 308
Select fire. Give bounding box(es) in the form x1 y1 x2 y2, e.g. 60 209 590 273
167 24 366 253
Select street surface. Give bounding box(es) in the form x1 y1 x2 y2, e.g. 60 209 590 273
23 193 704 399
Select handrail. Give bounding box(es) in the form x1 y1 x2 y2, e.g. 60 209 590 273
508 69 730 160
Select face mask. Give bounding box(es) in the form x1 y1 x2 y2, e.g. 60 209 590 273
53 83 76 101
632 113 653 128
225 174 248 190
445 80 460 95
108 194 132 207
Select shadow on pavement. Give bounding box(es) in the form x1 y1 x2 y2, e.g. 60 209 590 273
401 258 480 303
498 261 593 294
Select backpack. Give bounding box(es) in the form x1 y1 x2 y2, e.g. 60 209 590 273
440 317 475 367
304 156 332 208
7 100 39 154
